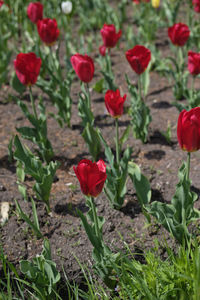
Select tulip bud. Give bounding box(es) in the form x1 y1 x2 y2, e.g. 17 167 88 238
61 1 72 15
70 53 94 83
126 45 151 75
105 89 126 118
168 23 190 47
151 0 160 8
37 18 60 46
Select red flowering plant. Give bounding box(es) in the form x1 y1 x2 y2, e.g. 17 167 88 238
145 108 200 245
125 45 152 143
13 52 54 163
74 159 120 288
183 51 200 108
96 89 132 209
70 53 101 161
167 23 190 100
96 24 121 92
27 2 43 24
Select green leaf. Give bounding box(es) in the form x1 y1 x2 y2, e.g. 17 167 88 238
128 161 151 206
92 78 104 93
82 123 101 161
11 74 26 95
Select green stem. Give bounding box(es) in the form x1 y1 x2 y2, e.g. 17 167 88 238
85 83 91 110
186 152 191 182
90 197 101 240
29 86 38 120
192 76 195 102
138 75 142 101
115 118 120 165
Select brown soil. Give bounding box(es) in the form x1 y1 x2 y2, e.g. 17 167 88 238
1 2 200 292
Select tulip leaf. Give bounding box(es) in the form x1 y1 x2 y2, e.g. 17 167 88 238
11 74 26 95
128 161 151 206
82 123 101 161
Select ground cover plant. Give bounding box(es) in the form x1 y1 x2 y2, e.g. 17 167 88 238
1 0 200 299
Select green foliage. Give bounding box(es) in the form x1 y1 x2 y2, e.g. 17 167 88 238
126 75 152 143
147 162 200 244
78 196 120 289
16 97 54 163
20 239 60 299
15 198 43 239
13 135 59 213
98 130 132 209
78 85 101 161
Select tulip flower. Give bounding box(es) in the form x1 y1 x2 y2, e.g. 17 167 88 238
37 18 59 45
168 23 190 46
100 24 122 49
177 107 200 153
192 0 200 13
105 89 126 118
27 2 43 24
126 45 151 75
99 45 106 57
61 1 72 14
151 0 160 8
73 159 107 197
0 1 4 8
188 51 200 76
14 52 41 86
70 53 94 83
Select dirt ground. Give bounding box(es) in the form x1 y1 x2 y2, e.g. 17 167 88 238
1 2 200 289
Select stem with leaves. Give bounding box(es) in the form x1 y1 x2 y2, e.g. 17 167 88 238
29 86 38 120
115 118 120 165
186 152 191 182
89 196 101 240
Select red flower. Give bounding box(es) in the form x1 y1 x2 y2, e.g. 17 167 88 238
105 89 126 118
177 107 200 152
100 24 122 48
99 45 106 56
168 23 190 46
14 52 41 86
192 0 200 12
70 53 94 83
37 18 59 45
73 159 107 197
0 1 4 8
126 45 151 75
27 2 43 24
188 51 200 75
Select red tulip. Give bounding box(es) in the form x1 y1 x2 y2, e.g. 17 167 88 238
188 51 200 75
70 53 94 83
99 45 106 56
168 23 190 46
27 2 43 24
105 89 126 118
0 1 4 8
14 52 41 86
126 45 151 75
73 159 107 197
100 24 122 48
177 107 200 152
192 0 200 12
37 18 59 45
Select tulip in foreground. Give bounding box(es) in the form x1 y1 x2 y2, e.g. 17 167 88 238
126 45 151 75
27 2 43 24
73 159 107 197
0 1 4 8
14 52 41 86
177 107 200 152
70 53 94 83
105 89 126 118
168 23 190 46
188 51 200 76
37 18 59 45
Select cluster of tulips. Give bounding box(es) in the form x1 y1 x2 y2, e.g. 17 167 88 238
2 0 200 291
